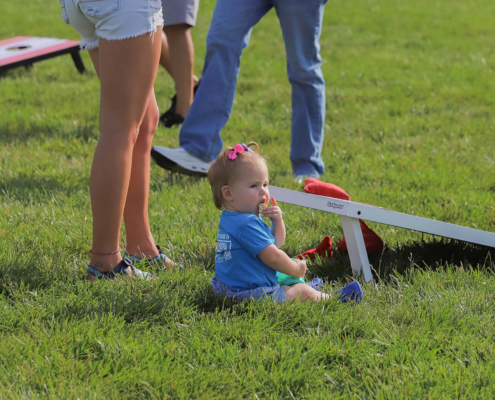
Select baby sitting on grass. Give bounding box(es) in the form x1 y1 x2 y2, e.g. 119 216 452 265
207 142 362 304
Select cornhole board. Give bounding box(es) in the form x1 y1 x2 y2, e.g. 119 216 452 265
270 186 495 283
0 37 85 74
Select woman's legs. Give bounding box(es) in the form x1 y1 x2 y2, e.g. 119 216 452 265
158 31 174 78
159 25 199 118
123 91 173 264
87 30 162 274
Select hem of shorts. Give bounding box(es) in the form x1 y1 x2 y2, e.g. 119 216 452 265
80 25 164 51
80 41 99 51
163 18 196 28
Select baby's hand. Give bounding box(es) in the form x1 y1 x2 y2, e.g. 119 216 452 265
263 197 283 223
293 259 307 277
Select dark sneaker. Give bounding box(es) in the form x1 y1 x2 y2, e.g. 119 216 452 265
160 112 184 128
159 79 201 128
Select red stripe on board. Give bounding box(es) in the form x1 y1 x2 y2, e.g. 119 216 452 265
0 37 32 47
0 41 80 67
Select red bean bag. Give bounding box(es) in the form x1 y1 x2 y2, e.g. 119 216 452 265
304 178 350 201
296 236 334 261
302 178 386 254
337 219 387 254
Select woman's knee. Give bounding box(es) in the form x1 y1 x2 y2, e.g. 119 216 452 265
98 118 140 151
136 103 159 146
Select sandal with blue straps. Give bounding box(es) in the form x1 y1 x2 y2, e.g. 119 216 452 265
335 281 363 303
87 257 156 281
124 245 183 270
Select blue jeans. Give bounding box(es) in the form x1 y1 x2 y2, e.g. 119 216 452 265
179 0 327 177
211 276 286 304
211 276 323 304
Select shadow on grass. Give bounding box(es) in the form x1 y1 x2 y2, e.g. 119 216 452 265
0 67 32 81
0 122 98 145
194 240 494 314
306 239 494 283
0 239 493 327
149 169 206 191
0 174 87 202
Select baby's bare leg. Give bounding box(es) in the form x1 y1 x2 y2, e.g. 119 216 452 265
282 284 330 302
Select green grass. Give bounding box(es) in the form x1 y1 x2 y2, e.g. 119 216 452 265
1 0 495 397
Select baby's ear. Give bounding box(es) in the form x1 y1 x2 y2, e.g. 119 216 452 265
221 185 233 202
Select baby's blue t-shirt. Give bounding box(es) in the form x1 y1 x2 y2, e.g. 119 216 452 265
215 211 277 291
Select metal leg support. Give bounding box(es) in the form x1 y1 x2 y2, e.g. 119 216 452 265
340 215 373 283
70 51 86 74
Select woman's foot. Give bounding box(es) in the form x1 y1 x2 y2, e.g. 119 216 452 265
87 257 155 281
160 112 184 128
159 79 201 127
124 245 180 268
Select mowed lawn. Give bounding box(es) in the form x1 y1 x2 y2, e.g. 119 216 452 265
1 0 495 398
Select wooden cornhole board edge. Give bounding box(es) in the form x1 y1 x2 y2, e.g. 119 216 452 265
0 36 84 73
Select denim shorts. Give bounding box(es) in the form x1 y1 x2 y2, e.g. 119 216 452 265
211 276 286 304
58 0 164 50
162 0 199 27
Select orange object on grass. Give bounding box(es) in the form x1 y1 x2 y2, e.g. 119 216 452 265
296 236 334 261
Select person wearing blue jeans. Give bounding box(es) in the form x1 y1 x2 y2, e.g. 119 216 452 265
151 0 327 181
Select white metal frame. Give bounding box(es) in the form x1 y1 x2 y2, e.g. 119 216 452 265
270 186 495 283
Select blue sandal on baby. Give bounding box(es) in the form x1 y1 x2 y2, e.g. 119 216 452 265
87 257 155 280
124 245 183 270
336 281 363 303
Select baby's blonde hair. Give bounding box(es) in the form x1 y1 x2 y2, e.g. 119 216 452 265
208 142 268 210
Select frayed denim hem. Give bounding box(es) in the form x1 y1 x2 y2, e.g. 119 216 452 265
80 22 164 51
99 24 163 43
80 40 99 51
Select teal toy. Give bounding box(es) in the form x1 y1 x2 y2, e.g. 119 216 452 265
277 258 307 286
278 272 305 286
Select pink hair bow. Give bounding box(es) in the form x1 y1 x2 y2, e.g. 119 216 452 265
228 143 253 160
